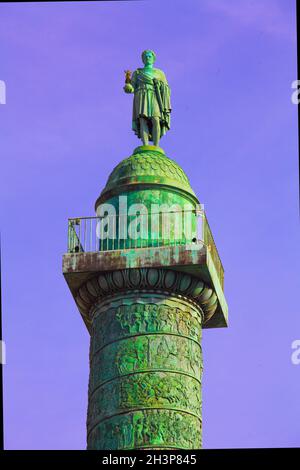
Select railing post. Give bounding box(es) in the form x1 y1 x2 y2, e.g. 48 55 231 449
68 220 71 253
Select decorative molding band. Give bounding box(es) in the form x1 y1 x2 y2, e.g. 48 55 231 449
75 268 218 328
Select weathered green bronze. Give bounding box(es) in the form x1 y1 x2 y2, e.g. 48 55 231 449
87 280 203 449
63 52 228 450
123 50 171 146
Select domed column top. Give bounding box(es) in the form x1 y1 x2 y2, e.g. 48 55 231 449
95 145 199 210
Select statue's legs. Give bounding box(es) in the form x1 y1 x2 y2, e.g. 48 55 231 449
139 117 161 146
151 117 160 146
140 117 149 146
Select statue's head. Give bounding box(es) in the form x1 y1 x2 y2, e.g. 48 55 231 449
141 50 156 65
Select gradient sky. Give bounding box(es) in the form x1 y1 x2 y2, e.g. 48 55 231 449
0 0 299 449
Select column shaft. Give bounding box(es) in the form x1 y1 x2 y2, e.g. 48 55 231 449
87 291 203 450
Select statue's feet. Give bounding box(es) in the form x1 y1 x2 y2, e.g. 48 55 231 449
133 145 165 155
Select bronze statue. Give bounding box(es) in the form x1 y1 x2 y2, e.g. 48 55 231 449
124 50 171 147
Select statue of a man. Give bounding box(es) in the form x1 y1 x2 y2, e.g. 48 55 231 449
123 50 171 147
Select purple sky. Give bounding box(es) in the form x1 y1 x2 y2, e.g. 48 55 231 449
1 0 299 449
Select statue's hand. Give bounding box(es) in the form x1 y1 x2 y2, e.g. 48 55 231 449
123 83 134 94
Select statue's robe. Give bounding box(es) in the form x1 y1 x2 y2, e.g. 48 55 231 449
131 67 171 141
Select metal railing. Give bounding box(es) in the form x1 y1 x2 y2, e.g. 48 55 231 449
67 210 224 289
203 216 224 290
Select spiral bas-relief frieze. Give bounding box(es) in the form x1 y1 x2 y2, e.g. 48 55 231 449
86 275 204 449
88 295 203 389
87 409 201 450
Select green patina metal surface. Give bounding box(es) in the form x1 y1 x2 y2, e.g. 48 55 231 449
95 146 199 251
123 50 171 147
85 145 204 449
87 292 202 449
63 51 227 450
63 144 227 449
96 146 197 203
